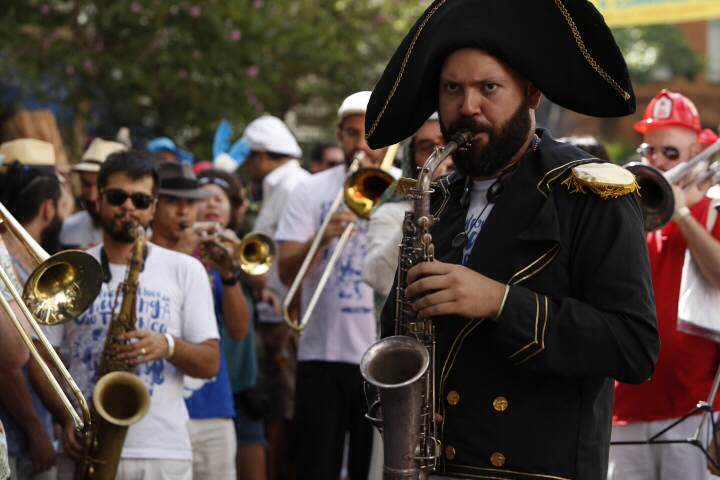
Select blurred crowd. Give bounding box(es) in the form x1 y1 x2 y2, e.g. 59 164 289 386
0 83 719 480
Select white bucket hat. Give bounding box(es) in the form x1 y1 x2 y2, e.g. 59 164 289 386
241 115 302 159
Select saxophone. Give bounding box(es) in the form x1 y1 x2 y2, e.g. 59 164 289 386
76 224 151 480
360 131 473 480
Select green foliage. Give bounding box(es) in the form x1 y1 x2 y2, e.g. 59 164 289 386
604 141 638 165
0 0 425 156
613 24 704 83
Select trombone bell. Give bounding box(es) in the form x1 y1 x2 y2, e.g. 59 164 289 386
24 250 103 326
344 167 395 219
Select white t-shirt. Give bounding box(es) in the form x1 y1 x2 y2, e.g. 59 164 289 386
254 160 310 324
60 210 103 249
44 243 219 461
254 160 310 237
462 179 496 265
275 164 376 365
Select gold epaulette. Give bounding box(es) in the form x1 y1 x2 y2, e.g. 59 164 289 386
561 162 638 199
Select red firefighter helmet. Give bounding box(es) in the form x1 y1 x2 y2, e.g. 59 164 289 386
634 89 701 135
698 128 719 146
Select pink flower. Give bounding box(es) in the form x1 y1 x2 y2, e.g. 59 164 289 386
253 0 264 8
190 6 202 17
229 30 242 42
246 65 259 78
83 59 94 72
40 4 50 15
130 2 142 13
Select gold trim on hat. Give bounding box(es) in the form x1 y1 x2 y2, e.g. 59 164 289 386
368 0 631 144
553 0 631 102
366 0 448 140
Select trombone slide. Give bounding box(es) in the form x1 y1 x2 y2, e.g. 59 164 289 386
0 266 89 432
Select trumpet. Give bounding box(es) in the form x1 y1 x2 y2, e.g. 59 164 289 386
194 222 275 276
283 144 399 333
625 138 720 231
0 201 103 439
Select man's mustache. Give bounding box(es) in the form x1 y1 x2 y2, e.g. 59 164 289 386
448 117 493 136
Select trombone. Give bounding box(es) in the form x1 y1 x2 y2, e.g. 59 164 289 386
283 144 399 333
625 138 720 231
0 201 103 435
195 222 276 276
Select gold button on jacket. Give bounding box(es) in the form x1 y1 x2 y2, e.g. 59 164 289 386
493 396 509 412
447 390 460 406
490 452 506 467
445 446 456 460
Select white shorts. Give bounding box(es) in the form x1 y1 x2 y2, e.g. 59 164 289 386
188 418 236 480
57 455 192 480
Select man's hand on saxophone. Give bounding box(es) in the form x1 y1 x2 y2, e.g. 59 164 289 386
405 260 507 320
115 330 172 365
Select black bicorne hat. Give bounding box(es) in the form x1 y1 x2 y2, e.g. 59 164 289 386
365 0 636 148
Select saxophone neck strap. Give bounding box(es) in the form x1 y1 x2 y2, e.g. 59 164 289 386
100 244 149 283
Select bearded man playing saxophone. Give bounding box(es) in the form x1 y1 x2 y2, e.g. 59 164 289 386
366 1 659 478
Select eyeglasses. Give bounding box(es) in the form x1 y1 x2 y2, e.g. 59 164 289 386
103 189 155 209
637 143 681 161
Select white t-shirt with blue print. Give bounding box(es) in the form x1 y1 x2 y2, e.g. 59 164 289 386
276 164 376 365
44 243 219 461
462 179 496 266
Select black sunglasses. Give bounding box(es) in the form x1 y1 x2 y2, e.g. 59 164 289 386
637 143 681 161
103 189 155 209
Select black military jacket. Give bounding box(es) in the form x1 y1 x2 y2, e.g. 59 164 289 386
380 130 659 480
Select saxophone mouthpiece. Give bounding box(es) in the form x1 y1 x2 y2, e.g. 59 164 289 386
452 130 474 151
123 221 145 239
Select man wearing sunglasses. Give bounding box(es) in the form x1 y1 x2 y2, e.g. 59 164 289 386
41 150 221 480
610 90 720 479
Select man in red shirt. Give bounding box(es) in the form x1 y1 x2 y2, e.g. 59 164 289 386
610 89 720 479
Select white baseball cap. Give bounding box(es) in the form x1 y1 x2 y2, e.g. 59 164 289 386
241 115 302 159
74 138 126 173
337 91 372 121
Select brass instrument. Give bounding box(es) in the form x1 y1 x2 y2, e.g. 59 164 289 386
283 144 399 333
76 225 151 480
195 222 275 276
0 202 102 442
625 138 720 231
360 131 473 479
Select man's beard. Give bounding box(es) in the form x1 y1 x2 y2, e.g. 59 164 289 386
40 214 63 254
101 212 144 243
442 99 532 178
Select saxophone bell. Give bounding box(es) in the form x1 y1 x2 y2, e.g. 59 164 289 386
360 136 468 479
361 336 431 479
